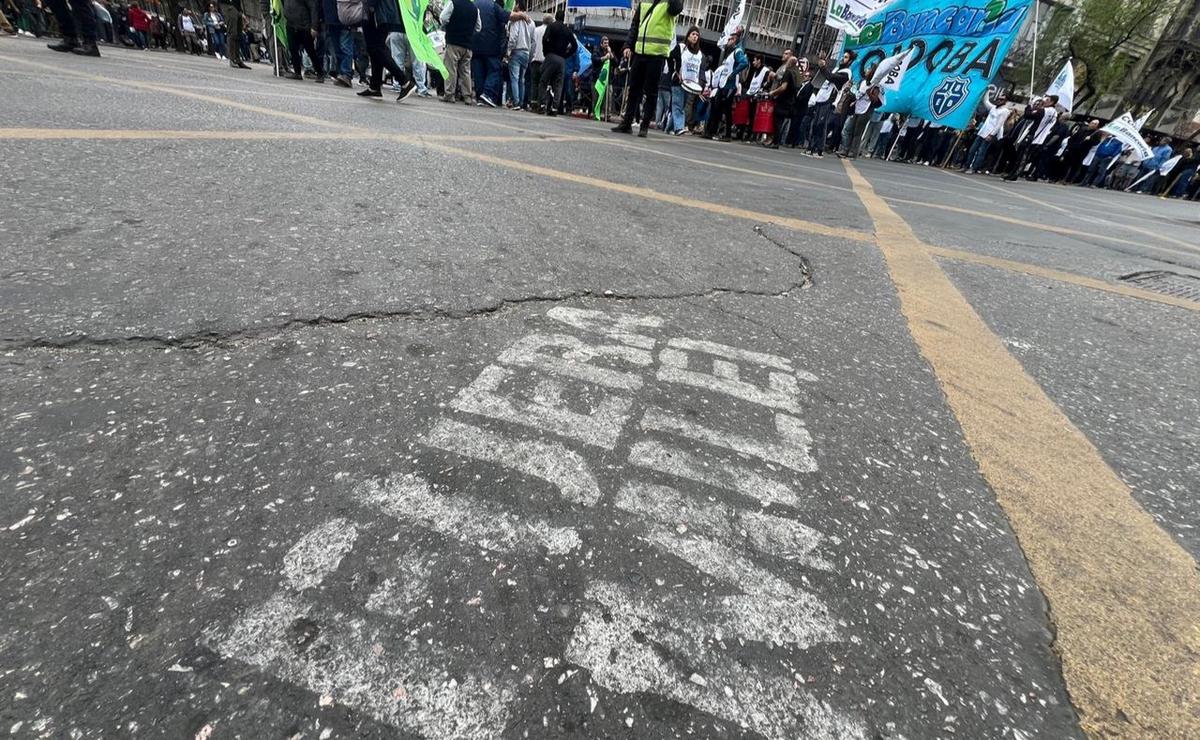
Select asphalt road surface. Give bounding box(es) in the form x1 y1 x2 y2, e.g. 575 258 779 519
2 38 1199 740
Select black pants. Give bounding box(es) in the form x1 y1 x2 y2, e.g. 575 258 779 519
621 53 663 128
540 53 564 112
704 90 734 138
362 16 404 91
529 60 542 109
771 105 791 146
287 25 323 76
221 3 243 63
45 0 97 43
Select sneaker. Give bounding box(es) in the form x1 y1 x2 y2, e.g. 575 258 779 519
313 74 326 83
391 81 402 92
334 75 352 88
637 124 648 138
815 152 824 158
396 80 416 101
672 129 685 136
480 94 497 108
440 96 456 103
356 87 382 98
418 90 432 98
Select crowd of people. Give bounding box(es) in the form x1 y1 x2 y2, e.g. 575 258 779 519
6 0 1197 199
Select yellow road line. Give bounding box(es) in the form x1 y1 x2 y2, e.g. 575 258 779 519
927 245 1200 311
844 159 1200 738
417 140 871 242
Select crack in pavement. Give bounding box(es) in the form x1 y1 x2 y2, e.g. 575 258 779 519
1 279 814 353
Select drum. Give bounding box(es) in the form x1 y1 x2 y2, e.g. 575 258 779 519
753 98 776 135
680 80 703 95
732 98 752 126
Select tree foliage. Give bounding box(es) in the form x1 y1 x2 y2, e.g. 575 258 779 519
1041 0 1167 108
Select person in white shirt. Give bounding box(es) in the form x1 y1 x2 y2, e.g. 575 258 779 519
1004 94 1059 181
529 16 549 111
805 49 854 157
837 66 881 159
962 88 1009 173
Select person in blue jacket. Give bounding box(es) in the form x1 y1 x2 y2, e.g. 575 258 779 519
471 0 529 107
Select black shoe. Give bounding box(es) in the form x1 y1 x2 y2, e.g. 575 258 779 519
312 74 326 83
47 38 78 52
546 110 558 117
637 124 648 138
357 87 382 98
70 42 100 57
229 60 250 69
396 80 416 101
333 75 352 88
285 72 303 80
611 124 632 134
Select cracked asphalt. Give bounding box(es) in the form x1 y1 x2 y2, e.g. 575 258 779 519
2 37 1199 740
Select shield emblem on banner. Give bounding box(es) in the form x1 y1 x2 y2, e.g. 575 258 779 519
929 76 971 120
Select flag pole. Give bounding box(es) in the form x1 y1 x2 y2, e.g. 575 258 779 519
1029 0 1040 95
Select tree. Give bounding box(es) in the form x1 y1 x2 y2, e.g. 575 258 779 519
1058 0 1167 109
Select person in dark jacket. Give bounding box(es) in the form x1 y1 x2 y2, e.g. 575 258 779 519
359 0 413 99
44 0 100 55
613 0 683 136
471 0 527 107
221 0 249 68
1032 112 1070 181
539 9 575 115
440 0 480 103
282 0 323 80
321 0 353 86
1058 119 1100 184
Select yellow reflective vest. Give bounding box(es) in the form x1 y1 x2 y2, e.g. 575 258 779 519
633 0 675 57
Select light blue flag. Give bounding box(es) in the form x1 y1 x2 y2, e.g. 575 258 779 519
843 0 1033 130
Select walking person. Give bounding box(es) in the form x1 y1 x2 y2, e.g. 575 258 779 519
43 0 99 55
611 0 684 137
221 0 249 68
439 0 479 103
321 0 355 86
283 0 324 81
358 0 415 99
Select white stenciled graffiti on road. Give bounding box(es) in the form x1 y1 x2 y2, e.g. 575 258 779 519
210 307 864 739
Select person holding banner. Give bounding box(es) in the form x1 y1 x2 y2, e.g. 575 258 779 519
962 88 1008 174
701 29 747 141
1132 138 1174 193
1003 95 1058 181
837 63 880 159
805 51 853 157
1083 133 1122 188
612 0 684 138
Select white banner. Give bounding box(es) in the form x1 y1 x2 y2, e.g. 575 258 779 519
870 47 914 92
1133 109 1154 130
1045 60 1074 114
825 0 899 36
1159 154 1182 176
1100 112 1153 162
718 0 745 46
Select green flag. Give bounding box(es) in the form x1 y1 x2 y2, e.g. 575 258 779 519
399 0 449 77
270 0 287 48
593 59 610 120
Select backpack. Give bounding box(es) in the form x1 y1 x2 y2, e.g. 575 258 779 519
337 0 365 26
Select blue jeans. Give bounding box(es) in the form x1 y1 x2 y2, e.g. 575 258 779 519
472 53 502 101
670 85 687 131
508 49 529 107
211 30 225 55
386 33 428 92
327 25 353 78
965 135 992 171
656 88 672 130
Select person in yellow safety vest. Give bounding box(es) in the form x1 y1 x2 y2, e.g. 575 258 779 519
612 0 684 138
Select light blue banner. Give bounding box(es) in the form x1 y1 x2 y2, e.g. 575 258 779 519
844 0 1033 130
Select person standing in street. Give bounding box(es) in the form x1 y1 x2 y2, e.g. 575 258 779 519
505 2 534 109
612 0 683 137
1003 95 1058 181
440 0 479 103
221 0 250 68
701 29 747 141
44 0 99 55
471 0 527 107
962 88 1008 173
765 56 800 148
805 51 851 157
321 0 355 86
528 13 547 110
539 10 574 116
283 0 323 81
1082 133 1121 188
